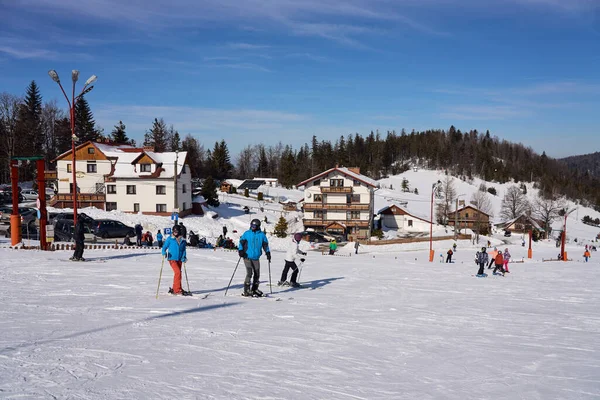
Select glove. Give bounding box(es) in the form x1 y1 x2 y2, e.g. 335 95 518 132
300 258 306 263
238 250 246 258
182 258 187 263
266 252 271 262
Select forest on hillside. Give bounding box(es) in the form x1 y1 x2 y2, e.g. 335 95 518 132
2 81 599 211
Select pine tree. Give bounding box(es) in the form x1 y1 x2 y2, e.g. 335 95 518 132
279 145 297 188
14 81 43 179
169 128 181 151
144 118 168 152
181 134 204 178
208 140 233 180
74 96 98 142
200 176 220 207
274 216 288 238
110 120 129 144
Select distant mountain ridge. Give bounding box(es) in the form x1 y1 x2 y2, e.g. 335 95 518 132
559 152 600 179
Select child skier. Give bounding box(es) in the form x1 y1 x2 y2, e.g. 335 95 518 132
488 247 498 269
584 249 591 262
238 219 271 297
476 247 489 277
446 249 453 263
493 250 505 276
503 248 511 273
161 225 190 296
278 232 307 287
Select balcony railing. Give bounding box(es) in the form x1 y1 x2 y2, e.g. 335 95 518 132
304 203 369 211
303 219 369 228
321 186 352 193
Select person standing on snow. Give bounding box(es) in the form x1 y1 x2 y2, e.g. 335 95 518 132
354 241 360 255
329 239 337 255
238 219 271 297
488 247 498 269
446 248 453 263
278 232 307 287
70 216 86 261
452 242 457 252
476 247 489 276
493 250 505 276
503 248 511 273
135 223 143 246
162 225 190 296
584 249 591 262
156 230 163 248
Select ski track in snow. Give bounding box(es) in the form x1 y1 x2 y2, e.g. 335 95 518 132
0 240 599 399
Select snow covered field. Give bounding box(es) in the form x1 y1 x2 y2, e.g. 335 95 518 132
1 239 599 399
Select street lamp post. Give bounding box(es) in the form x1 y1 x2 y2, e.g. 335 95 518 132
48 70 97 226
454 194 466 240
560 207 577 261
429 180 441 262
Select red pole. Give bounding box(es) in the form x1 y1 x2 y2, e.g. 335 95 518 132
560 214 567 261
528 228 532 258
10 160 21 246
429 186 434 262
37 159 47 250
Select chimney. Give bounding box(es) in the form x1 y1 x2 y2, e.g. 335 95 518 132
348 167 360 174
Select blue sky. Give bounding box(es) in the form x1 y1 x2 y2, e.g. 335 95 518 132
1 0 599 158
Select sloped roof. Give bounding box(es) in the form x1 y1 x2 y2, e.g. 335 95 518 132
377 203 431 223
449 204 492 218
238 180 266 190
496 214 545 231
297 167 378 188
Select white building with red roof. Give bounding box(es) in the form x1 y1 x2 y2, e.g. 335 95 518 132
297 166 378 240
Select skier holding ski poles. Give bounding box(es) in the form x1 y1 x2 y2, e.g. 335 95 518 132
161 225 191 296
238 219 271 297
278 232 307 288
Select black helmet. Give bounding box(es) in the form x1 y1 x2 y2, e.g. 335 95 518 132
481 247 486 252
173 225 181 236
250 219 261 230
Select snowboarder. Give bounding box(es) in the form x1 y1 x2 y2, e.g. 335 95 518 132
161 225 190 296
488 247 498 269
238 219 271 297
476 247 489 276
329 239 337 255
354 241 360 255
446 249 453 263
452 242 457 252
493 250 505 276
156 230 163 248
278 232 307 287
135 223 143 246
70 216 86 261
584 249 591 262
503 248 511 273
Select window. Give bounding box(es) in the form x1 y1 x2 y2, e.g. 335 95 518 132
353 179 361 187
88 147 95 154
313 179 320 186
133 203 140 212
107 185 116 194
347 194 360 203
330 179 344 187
156 185 166 195
67 164 72 173
87 163 97 173
408 220 413 227
314 210 325 219
140 164 151 172
156 204 167 213
182 184 187 193
347 211 361 220
314 194 322 202
126 185 136 195
106 202 117 211
465 213 469 218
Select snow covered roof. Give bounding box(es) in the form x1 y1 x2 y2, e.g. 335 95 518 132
377 203 431 223
496 214 545 231
223 179 244 188
297 167 378 188
450 204 492 218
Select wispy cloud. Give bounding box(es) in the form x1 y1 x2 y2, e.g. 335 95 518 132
227 42 271 50
285 52 330 62
204 62 271 72
0 46 58 60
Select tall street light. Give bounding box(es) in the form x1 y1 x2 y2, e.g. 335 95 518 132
560 207 577 261
48 70 97 226
429 180 441 262
454 193 466 240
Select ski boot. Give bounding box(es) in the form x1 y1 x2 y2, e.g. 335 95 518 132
79 257 85 262
242 284 253 297
181 289 192 297
277 281 289 287
289 282 301 288
69 256 77 261
251 284 263 297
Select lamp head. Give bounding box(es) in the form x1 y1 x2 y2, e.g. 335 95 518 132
72 70 79 83
48 70 60 83
85 75 97 86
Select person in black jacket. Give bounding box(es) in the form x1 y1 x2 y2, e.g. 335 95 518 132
135 223 143 246
70 217 86 261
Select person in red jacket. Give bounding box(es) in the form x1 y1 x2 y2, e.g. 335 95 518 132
493 251 505 276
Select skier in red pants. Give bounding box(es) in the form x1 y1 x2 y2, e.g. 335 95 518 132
161 225 190 296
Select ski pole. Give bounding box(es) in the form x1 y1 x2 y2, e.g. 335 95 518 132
224 257 242 297
183 262 190 293
156 256 165 299
268 260 273 294
297 260 305 283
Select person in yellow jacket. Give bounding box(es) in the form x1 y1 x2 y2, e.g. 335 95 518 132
329 239 337 255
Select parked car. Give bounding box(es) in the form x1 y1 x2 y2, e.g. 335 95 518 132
300 231 344 244
4 221 39 240
93 219 135 239
53 219 96 242
50 212 95 227
504 230 512 237
0 206 36 224
0 191 24 204
21 189 39 201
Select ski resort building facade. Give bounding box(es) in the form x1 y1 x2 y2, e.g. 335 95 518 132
446 205 491 235
298 167 378 241
377 204 432 233
51 141 192 216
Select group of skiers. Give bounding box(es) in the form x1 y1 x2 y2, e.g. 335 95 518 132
475 247 511 277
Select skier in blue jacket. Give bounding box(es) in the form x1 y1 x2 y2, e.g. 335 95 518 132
238 218 271 297
161 225 190 296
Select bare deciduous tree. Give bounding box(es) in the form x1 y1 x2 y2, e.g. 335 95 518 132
435 175 456 225
500 185 530 220
470 190 493 242
533 194 565 239
0 93 22 182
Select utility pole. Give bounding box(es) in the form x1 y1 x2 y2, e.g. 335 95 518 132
454 198 459 240
174 151 179 223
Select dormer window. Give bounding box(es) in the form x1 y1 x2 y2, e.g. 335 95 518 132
140 164 151 172
88 147 95 154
